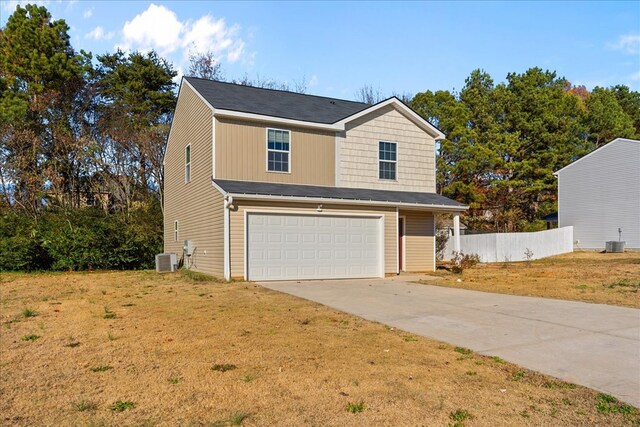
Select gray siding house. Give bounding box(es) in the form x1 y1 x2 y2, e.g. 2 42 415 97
555 138 640 250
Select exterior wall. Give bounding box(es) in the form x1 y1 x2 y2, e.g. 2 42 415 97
558 139 640 249
228 200 397 279
215 117 335 186
164 83 224 277
339 105 436 192
400 209 435 272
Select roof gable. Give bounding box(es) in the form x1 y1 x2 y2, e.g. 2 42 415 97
184 77 369 124
555 138 640 175
182 77 444 139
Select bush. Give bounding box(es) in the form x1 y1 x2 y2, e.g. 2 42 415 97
451 251 480 273
435 231 449 261
0 203 162 272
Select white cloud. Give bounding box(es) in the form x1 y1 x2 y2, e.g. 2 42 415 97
86 25 114 41
120 4 183 54
117 3 245 63
609 33 640 55
83 8 92 18
2 0 49 13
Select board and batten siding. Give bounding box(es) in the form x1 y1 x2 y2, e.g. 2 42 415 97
400 210 435 271
557 138 640 249
228 200 398 279
215 117 335 185
164 83 224 277
339 105 436 192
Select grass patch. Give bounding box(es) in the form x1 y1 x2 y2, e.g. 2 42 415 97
181 269 220 283
21 334 40 341
168 376 181 384
449 409 472 425
454 346 473 355
91 365 113 372
606 279 640 290
22 308 36 318
74 399 98 412
431 252 640 308
110 400 135 412
595 393 638 419
346 401 365 413
228 410 249 425
212 363 237 372
511 370 526 381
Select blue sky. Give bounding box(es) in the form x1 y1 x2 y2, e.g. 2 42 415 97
2 1 639 99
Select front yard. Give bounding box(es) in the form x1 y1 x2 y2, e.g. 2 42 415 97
0 270 638 426
428 252 640 308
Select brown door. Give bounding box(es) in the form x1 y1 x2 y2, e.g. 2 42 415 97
398 217 404 272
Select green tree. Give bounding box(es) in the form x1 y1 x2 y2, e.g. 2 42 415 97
0 4 92 213
585 86 635 147
94 50 176 212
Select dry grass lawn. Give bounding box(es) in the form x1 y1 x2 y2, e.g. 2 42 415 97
1 270 638 426
428 252 640 308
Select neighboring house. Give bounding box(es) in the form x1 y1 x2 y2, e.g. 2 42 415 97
555 138 640 250
437 217 468 237
164 77 467 281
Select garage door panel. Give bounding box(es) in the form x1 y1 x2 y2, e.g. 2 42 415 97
247 213 381 281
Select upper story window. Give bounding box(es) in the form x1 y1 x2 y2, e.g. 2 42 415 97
379 141 396 180
185 144 191 183
267 128 290 173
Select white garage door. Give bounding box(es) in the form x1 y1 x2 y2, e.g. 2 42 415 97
247 213 382 281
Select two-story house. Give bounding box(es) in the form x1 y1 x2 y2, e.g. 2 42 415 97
164 77 467 281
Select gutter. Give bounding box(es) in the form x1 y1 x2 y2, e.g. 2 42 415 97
224 192 468 212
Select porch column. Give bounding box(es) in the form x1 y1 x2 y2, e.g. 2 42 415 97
453 212 461 253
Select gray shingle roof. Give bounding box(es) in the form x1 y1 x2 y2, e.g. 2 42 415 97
213 179 467 209
184 77 370 124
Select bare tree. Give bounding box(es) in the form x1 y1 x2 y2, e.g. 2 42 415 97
355 84 385 105
232 73 308 94
187 50 224 81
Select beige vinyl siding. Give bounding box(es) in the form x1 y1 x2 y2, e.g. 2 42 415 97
401 209 435 272
340 105 436 192
164 83 224 277
228 200 397 279
215 118 335 185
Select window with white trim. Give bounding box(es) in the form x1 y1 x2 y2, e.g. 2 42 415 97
185 144 191 183
174 220 179 241
379 141 396 180
267 129 290 172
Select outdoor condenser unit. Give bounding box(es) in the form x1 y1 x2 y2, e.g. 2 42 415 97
156 253 178 273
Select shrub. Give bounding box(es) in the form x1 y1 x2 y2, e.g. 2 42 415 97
0 203 162 272
451 251 480 273
435 231 449 261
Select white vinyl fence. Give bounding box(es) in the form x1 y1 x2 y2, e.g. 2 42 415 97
443 226 574 263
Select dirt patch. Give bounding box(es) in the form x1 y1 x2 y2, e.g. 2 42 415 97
0 270 637 426
428 252 640 308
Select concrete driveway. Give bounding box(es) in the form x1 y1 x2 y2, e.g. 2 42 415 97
260 276 640 407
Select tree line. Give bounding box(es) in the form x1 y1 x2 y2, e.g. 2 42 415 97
1 4 638 270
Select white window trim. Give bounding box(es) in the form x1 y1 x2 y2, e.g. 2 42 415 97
266 128 292 174
174 220 179 242
185 144 191 183
399 214 406 272
379 140 397 181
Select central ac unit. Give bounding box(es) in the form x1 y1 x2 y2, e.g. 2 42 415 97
156 253 178 273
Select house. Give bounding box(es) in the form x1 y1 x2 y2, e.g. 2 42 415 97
555 138 640 250
163 77 467 281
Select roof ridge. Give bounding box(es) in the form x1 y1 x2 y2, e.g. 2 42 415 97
184 76 369 107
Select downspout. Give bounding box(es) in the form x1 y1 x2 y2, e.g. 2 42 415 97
223 194 233 281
